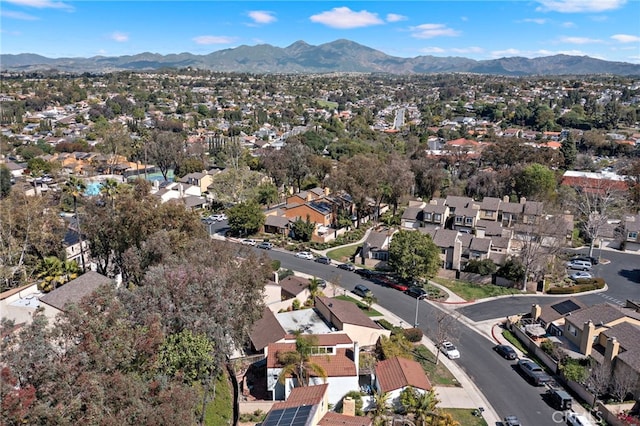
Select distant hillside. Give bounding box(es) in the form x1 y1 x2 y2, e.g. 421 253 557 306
3 39 640 75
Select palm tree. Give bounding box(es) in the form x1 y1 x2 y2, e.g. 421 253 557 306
277 334 327 388
100 178 120 207
413 389 440 426
371 390 390 425
36 256 80 292
64 176 87 272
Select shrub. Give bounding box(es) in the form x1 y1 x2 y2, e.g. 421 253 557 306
497 258 526 282
547 278 605 294
271 260 281 271
376 319 404 335
464 259 497 276
278 268 294 280
403 328 423 342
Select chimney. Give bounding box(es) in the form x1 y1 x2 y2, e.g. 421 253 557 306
476 229 485 238
273 271 279 284
342 397 355 416
604 337 620 363
531 304 542 321
580 320 596 356
323 187 330 196
520 197 527 205
503 195 510 203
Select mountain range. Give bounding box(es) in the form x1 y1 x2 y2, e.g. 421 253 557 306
2 39 640 76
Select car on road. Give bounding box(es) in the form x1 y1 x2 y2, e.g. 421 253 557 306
314 256 332 265
295 251 314 260
517 358 552 386
257 241 273 250
209 214 224 221
337 263 356 271
405 286 428 299
571 255 599 265
546 388 572 410
569 271 593 281
383 279 409 292
440 341 460 359
494 344 517 360
502 415 521 426
567 412 595 426
354 269 375 278
241 239 256 246
352 284 372 298
566 260 592 271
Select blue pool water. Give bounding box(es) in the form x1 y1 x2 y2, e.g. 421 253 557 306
85 182 102 196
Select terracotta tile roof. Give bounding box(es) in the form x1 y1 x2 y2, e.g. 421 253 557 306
271 383 328 409
39 271 112 312
318 412 373 426
376 356 432 393
316 297 382 329
267 343 356 377
250 307 287 351
279 276 310 297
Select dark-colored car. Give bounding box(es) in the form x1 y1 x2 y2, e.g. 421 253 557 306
494 344 517 360
338 263 356 271
352 284 372 298
314 256 331 265
546 388 572 410
405 286 428 299
257 241 273 250
503 415 521 426
517 358 552 386
354 269 375 278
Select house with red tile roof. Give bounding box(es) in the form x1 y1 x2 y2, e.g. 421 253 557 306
265 334 360 405
375 356 432 408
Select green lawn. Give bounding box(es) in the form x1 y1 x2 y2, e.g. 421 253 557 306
431 277 522 301
445 408 488 426
203 372 233 425
315 99 339 109
412 345 460 387
334 295 383 317
326 245 360 262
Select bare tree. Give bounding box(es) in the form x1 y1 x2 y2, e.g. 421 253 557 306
610 370 637 403
585 360 611 409
566 177 627 257
431 309 460 365
147 130 185 181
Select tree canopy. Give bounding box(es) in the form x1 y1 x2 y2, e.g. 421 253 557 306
388 230 440 281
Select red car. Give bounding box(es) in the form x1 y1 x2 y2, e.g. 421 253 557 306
387 281 409 292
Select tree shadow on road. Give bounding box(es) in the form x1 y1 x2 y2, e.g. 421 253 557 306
618 268 640 283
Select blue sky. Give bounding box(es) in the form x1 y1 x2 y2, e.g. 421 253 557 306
1 1 639 63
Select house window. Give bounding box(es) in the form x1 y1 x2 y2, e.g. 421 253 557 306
465 217 473 224
434 214 441 222
455 216 463 223
425 213 432 220
629 231 638 240
310 347 335 355
440 248 446 254
567 323 577 337
486 211 494 218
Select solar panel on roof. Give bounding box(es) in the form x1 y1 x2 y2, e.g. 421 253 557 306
552 300 581 315
262 406 313 426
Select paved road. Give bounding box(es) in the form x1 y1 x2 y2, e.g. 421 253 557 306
266 249 562 426
459 248 640 322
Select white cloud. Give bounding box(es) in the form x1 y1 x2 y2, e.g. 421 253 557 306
611 34 640 43
410 23 460 39
248 10 276 25
523 18 547 24
451 46 484 54
110 32 128 42
562 21 576 27
386 13 407 22
309 7 383 29
559 36 602 44
193 35 236 45
4 0 72 10
491 48 522 57
461 16 468 21
0 10 38 20
419 47 445 54
536 0 626 13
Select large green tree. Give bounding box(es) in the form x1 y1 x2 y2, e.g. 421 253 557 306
388 230 440 281
0 165 11 198
226 200 265 237
513 163 557 201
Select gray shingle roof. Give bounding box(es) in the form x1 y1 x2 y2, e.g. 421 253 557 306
250 307 287 351
316 296 382 330
480 197 501 211
39 271 112 312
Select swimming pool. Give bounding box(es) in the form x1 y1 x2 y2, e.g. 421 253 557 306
85 182 102 196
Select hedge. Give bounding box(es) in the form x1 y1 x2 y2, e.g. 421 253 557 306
547 278 605 294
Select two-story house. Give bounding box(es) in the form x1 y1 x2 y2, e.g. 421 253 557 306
622 213 640 252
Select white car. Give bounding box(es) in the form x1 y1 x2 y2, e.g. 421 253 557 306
440 341 460 359
295 251 314 260
241 239 256 246
569 271 593 281
567 413 595 426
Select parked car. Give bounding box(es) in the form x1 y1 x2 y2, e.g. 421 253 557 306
494 344 517 360
405 286 428 299
354 269 375 278
503 415 521 426
571 255 599 265
352 284 372 298
567 413 595 426
314 256 331 265
337 263 355 271
315 279 327 289
257 241 273 250
218 213 228 221
566 260 592 271
517 358 552 386
440 341 460 359
569 271 593 281
546 388 572 410
209 214 224 221
385 280 409 292
241 239 256 246
295 251 314 260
